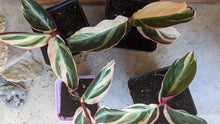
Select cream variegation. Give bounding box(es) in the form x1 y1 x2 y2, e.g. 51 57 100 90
48 35 79 91
0 33 51 49
132 2 196 29
82 60 115 104
159 51 197 103
67 15 131 53
137 27 180 44
95 104 159 124
72 107 93 124
163 105 207 124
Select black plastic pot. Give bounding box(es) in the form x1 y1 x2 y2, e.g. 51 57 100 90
37 0 89 65
55 76 98 121
105 0 158 52
128 66 197 124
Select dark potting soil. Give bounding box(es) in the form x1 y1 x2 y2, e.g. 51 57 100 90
106 0 158 52
59 79 98 119
47 0 89 40
128 66 197 123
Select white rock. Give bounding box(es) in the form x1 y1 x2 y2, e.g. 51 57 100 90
0 15 8 70
0 75 8 86
0 15 5 32
0 51 43 82
3 45 27 69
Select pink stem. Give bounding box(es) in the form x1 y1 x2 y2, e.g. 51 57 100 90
167 105 175 110
44 30 59 37
81 102 92 124
128 17 133 26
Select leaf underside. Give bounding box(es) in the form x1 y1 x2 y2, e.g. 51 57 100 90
137 26 180 44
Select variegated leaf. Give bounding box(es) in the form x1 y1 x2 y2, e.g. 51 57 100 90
48 35 78 91
81 60 115 104
67 15 131 53
21 0 56 32
95 104 159 124
0 32 51 49
159 51 197 103
72 107 93 124
163 105 207 124
137 27 180 44
132 2 196 29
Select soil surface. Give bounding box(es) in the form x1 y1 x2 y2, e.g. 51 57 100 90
106 0 158 52
47 0 89 39
128 67 197 123
59 79 98 119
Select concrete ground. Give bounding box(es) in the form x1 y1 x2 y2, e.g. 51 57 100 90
0 0 219 124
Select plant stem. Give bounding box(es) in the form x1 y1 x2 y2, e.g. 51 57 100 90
128 17 133 26
81 102 92 124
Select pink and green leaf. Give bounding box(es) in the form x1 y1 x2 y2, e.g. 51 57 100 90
81 60 115 104
67 15 131 53
95 104 159 124
72 107 92 124
137 26 180 44
132 2 196 29
48 35 78 91
21 0 56 32
159 51 197 103
163 105 207 124
0 32 51 49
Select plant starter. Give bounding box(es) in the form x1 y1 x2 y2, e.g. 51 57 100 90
128 66 197 123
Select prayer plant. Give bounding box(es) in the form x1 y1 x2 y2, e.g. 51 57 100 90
0 1 203 123
0 0 196 92
71 51 207 124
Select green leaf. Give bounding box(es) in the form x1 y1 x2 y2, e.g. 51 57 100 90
21 0 56 32
132 2 196 29
82 60 115 104
95 104 159 124
67 15 131 53
159 51 197 103
0 32 51 49
163 105 207 124
137 26 180 44
48 35 78 91
72 107 91 124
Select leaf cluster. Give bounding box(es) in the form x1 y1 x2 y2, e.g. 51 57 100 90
0 0 206 123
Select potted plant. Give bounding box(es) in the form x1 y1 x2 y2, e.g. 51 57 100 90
105 0 159 52
34 0 89 65
67 51 207 124
0 0 200 123
0 0 195 66
67 1 195 54
55 75 97 121
128 66 197 115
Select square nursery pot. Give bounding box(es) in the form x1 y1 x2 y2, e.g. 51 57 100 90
128 66 197 124
55 75 99 121
36 0 89 65
105 0 158 52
